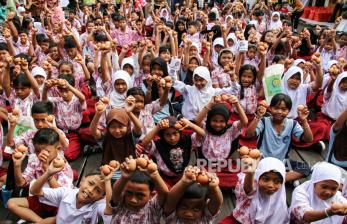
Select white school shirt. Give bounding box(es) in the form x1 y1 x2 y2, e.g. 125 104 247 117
41 187 111 224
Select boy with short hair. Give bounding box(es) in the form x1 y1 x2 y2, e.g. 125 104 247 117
30 167 115 223
7 128 73 223
110 156 168 223
6 101 69 154
42 74 86 160
186 20 200 46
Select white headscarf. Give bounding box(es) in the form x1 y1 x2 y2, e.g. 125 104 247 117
281 66 308 119
160 8 171 22
322 72 347 120
249 157 289 224
109 70 132 108
212 37 224 68
190 66 215 112
290 162 346 224
293 59 305 67
227 33 239 55
269 12 282 30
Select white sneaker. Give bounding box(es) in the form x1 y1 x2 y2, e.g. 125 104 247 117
293 180 300 187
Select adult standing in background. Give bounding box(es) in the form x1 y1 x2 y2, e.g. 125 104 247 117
289 0 304 33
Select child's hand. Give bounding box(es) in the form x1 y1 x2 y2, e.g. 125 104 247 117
12 149 27 165
178 117 190 129
20 58 29 71
212 95 222 104
2 28 11 39
145 75 154 87
297 105 309 121
135 143 145 158
47 157 66 176
101 165 116 181
45 115 57 129
125 96 136 113
256 105 267 118
44 80 54 89
121 45 129 54
38 149 50 171
241 157 259 174
74 54 84 64
8 114 18 127
95 101 107 114
120 156 136 179
207 172 219 188
158 119 169 129
228 95 238 104
182 165 198 184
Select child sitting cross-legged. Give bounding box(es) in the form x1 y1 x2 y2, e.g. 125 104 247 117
163 166 223 224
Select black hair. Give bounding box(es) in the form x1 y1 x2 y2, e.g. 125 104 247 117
282 20 292 26
36 34 50 44
21 17 32 30
0 42 8 51
272 55 286 63
94 32 108 42
14 53 32 64
270 93 292 110
248 44 257 51
13 74 31 88
187 20 199 28
49 42 58 48
253 9 264 17
33 128 59 145
18 28 29 36
218 48 233 66
244 24 256 40
182 182 208 199
260 170 284 183
58 74 75 87
118 15 126 21
126 87 145 97
208 11 217 21
31 101 54 115
129 170 155 191
239 64 257 99
63 36 77 49
159 45 171 55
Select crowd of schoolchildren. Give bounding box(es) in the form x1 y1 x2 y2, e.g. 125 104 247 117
0 0 346 222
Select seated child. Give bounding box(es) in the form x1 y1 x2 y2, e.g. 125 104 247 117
141 116 204 181
221 157 289 224
290 162 347 223
7 128 73 223
245 93 313 181
43 74 87 160
6 101 69 154
30 166 115 224
163 166 223 223
110 156 168 223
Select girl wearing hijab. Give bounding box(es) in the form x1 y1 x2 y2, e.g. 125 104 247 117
90 103 142 165
172 66 238 121
142 57 174 123
221 157 289 224
226 33 239 56
268 12 283 30
281 65 323 119
322 72 347 121
141 116 205 185
105 70 133 108
290 162 347 223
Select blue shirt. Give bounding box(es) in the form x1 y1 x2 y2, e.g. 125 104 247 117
256 117 304 161
326 126 347 168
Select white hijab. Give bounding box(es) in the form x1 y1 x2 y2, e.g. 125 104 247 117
249 157 289 224
212 37 224 68
269 12 282 30
109 70 132 108
322 72 347 120
290 162 346 224
190 66 215 112
281 66 307 119
160 8 171 22
227 33 239 56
